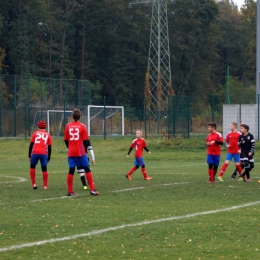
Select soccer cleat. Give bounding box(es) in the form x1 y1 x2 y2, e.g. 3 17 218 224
144 177 152 180
247 178 252 182
33 184 37 190
207 180 216 184
217 176 223 182
90 190 100 196
238 177 244 182
231 174 237 179
43 186 48 190
125 174 132 180
243 178 250 183
67 192 78 197
83 186 88 190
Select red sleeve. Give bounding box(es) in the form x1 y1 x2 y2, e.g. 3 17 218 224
64 125 69 140
143 139 147 147
30 132 36 142
219 135 223 143
82 126 88 140
130 140 135 148
225 134 229 143
48 134 52 145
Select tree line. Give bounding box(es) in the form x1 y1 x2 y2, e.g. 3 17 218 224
0 0 257 114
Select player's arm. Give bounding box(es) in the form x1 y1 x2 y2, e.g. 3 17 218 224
48 145 52 161
144 147 151 154
64 140 69 148
83 139 95 165
249 135 255 155
215 140 223 145
28 142 34 159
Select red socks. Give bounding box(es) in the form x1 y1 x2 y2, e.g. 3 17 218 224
30 168 36 186
236 164 242 175
142 168 148 178
213 169 217 179
127 167 137 176
67 174 74 193
208 169 214 181
219 163 228 176
42 171 48 187
86 172 95 191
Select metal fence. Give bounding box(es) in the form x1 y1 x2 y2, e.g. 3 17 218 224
0 75 91 137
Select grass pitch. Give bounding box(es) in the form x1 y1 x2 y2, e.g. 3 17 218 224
0 137 260 260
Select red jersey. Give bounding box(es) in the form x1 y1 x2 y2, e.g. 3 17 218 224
64 121 89 157
130 138 147 157
226 131 241 154
30 130 52 155
206 132 223 156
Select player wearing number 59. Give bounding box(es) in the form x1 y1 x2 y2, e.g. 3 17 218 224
64 108 99 196
28 120 52 190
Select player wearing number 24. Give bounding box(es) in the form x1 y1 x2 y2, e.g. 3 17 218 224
28 120 52 190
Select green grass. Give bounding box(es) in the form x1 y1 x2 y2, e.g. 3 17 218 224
0 137 260 259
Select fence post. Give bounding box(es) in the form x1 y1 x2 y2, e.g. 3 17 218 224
187 96 190 139
27 77 30 136
63 96 66 131
144 97 147 139
211 93 214 122
0 75 2 137
24 97 27 139
257 94 260 140
104 96 106 140
14 75 17 137
40 77 43 111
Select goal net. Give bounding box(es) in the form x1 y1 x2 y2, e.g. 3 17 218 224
83 105 124 136
33 110 72 136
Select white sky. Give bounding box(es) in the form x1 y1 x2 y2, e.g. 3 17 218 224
233 0 244 8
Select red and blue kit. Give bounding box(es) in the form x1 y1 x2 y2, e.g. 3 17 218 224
226 131 241 154
206 132 223 156
30 130 52 156
64 121 88 157
131 138 147 157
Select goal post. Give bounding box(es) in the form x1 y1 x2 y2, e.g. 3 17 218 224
86 105 124 136
47 110 72 136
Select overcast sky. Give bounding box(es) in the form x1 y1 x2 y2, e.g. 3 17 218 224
234 0 244 8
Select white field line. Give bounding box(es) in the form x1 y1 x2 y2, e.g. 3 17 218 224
0 200 260 253
0 176 27 184
30 195 83 202
112 187 145 192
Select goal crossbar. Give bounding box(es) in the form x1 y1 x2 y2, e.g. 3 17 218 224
47 110 72 134
87 105 124 136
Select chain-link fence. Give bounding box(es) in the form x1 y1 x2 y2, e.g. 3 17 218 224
0 75 91 137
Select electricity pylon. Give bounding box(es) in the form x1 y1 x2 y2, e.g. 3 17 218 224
130 0 173 111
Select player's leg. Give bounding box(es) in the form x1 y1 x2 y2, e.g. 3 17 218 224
77 167 88 190
212 155 220 182
84 166 99 195
67 157 77 196
231 161 243 179
142 165 152 180
218 154 232 181
126 158 139 180
30 154 38 189
248 158 254 182
206 155 214 182
40 155 48 189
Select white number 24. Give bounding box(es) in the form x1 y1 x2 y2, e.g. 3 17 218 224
69 128 80 140
35 132 49 145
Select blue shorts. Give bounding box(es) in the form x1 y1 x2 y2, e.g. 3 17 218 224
68 155 89 168
31 154 48 166
134 157 145 167
207 155 220 166
226 153 240 163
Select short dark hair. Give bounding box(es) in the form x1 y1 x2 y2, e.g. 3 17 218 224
72 108 81 121
240 123 249 131
208 122 217 129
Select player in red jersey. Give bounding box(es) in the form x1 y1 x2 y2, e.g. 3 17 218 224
217 122 242 181
64 108 99 196
28 120 52 190
126 130 152 180
206 122 223 183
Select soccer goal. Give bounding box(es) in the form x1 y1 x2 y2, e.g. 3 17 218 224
84 105 124 136
46 110 72 136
